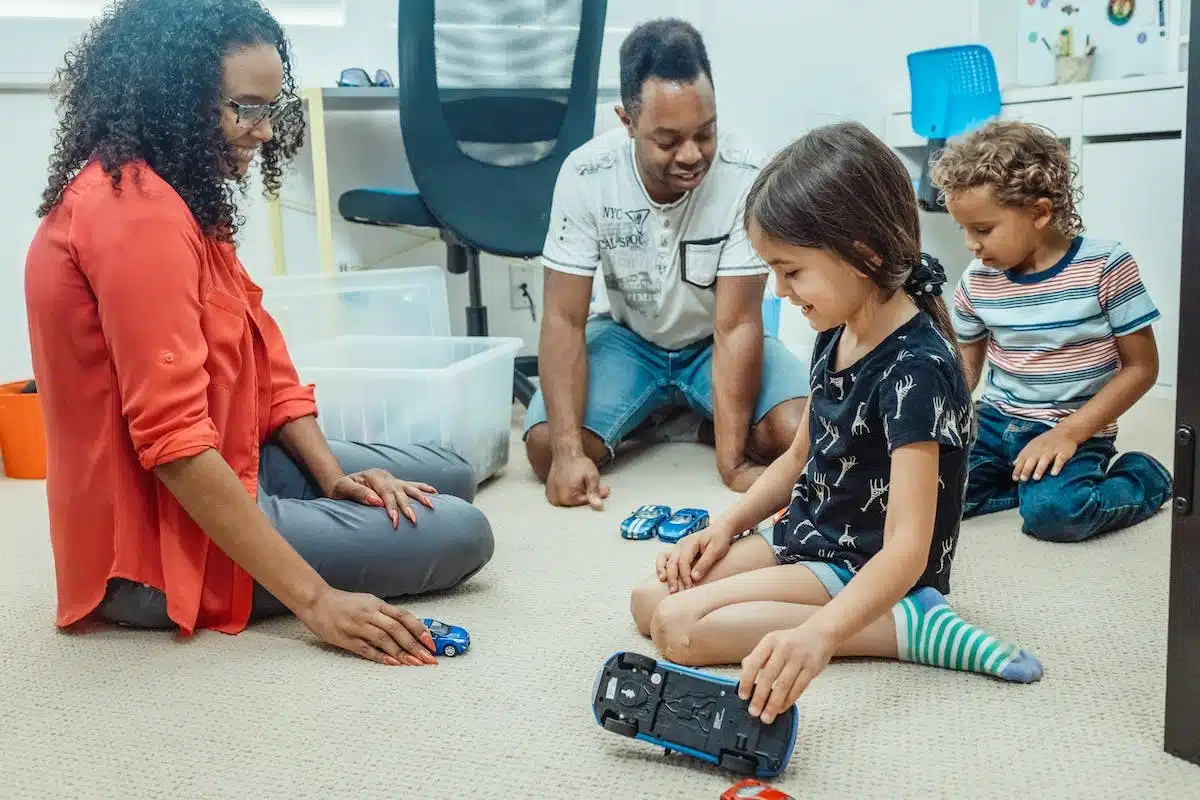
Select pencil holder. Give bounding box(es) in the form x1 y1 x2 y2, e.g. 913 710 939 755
1055 54 1094 85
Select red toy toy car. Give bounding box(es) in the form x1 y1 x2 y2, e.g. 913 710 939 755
721 778 795 800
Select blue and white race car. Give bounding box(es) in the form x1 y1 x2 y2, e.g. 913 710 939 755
620 504 673 540
656 507 710 544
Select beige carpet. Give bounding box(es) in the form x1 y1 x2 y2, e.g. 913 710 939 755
2 396 1200 799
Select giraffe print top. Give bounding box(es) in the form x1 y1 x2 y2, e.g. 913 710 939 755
773 312 974 594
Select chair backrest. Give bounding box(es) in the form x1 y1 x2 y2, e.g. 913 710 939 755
397 0 607 258
907 44 1001 140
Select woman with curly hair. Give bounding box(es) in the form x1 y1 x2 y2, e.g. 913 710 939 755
24 0 494 666
932 120 1171 543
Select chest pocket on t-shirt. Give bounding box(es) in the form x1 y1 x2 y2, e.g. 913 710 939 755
200 287 248 391
680 235 728 289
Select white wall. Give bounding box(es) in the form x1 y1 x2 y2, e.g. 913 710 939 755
0 90 60 385
698 0 994 356
0 1 376 384
0 0 1031 382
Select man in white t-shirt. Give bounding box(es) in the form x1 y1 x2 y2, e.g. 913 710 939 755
523 19 810 508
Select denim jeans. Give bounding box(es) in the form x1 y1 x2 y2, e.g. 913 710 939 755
522 314 810 459
963 403 1172 542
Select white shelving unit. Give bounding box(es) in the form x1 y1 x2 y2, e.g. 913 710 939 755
966 0 1188 89
884 0 1190 390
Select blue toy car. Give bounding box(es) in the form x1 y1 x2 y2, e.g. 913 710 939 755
422 618 469 657
620 504 672 540
591 651 799 779
656 507 710 544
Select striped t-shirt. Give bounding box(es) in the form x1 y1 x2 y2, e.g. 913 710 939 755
952 236 1159 437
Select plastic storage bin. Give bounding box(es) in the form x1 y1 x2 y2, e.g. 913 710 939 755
0 380 47 479
259 266 452 351
289 335 523 484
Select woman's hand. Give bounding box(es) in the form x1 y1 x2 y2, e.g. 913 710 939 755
298 587 439 666
738 623 836 724
327 469 437 528
655 523 736 593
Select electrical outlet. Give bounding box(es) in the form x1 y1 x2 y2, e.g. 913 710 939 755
509 262 539 311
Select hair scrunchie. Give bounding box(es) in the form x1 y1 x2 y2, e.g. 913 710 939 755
905 252 947 298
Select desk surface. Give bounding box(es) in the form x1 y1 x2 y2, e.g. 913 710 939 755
0 75 51 92
302 85 619 111
888 71 1187 114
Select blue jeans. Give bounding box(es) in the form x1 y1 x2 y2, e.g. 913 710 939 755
963 403 1172 542
522 315 810 458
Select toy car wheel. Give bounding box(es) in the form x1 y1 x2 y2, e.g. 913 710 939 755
719 752 759 776
617 652 657 672
442 644 457 657
602 714 638 738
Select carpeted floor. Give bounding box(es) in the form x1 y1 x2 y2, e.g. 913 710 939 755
2 396 1199 799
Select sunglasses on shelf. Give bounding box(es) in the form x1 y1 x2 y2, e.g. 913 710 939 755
337 68 395 87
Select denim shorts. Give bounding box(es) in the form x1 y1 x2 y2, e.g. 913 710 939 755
799 561 856 597
522 315 810 458
754 526 856 598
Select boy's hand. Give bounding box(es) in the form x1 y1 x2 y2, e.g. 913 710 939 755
1013 427 1078 481
738 623 834 724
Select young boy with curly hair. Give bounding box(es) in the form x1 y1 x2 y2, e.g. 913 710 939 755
931 121 1172 543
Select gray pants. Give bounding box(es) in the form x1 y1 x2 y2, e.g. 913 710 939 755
99 440 495 628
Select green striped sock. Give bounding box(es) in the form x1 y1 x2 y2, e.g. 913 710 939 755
893 587 1043 683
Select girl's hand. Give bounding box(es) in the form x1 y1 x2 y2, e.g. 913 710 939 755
738 623 835 724
327 469 437 528
655 524 735 592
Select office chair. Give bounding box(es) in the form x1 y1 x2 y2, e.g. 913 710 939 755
907 44 1001 212
338 0 608 407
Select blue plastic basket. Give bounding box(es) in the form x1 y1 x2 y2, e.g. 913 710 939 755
907 44 1001 140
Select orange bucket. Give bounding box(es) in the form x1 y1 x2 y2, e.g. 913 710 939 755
0 380 47 479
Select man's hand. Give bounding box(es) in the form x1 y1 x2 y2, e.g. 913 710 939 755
720 459 765 493
1012 427 1078 482
546 453 610 509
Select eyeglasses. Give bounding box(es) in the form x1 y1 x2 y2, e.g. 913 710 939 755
224 93 300 128
336 68 394 88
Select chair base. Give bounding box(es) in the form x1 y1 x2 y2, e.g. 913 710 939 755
441 231 538 407
513 357 538 408
466 307 488 337
442 231 488 336
916 137 948 213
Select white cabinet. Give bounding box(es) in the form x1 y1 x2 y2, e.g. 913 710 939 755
885 74 1188 392
1078 137 1186 388
1082 88 1187 138
999 98 1079 136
